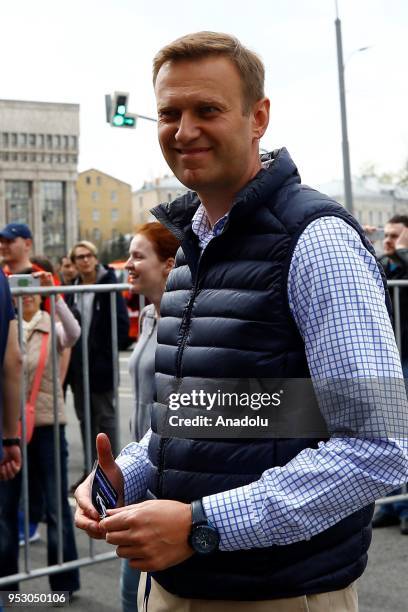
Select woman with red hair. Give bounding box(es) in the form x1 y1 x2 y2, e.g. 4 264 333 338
121 222 179 611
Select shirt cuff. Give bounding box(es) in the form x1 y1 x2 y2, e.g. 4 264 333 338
202 483 271 551
116 453 148 505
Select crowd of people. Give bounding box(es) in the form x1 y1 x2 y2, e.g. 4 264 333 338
0 30 407 612
0 219 179 605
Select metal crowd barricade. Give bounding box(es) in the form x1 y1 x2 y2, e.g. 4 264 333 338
0 279 407 587
0 282 130 588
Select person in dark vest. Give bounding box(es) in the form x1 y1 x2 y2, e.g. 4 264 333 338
75 32 408 612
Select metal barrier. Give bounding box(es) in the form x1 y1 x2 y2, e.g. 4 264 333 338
0 280 407 586
0 283 130 587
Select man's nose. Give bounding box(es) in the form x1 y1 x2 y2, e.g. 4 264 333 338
174 112 200 143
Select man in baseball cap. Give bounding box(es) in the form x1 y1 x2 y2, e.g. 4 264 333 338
0 223 34 274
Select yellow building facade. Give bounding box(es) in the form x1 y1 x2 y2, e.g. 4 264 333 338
76 168 132 247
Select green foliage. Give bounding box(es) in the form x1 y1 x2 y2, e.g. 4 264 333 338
99 233 130 264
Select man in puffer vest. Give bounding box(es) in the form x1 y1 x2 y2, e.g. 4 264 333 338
75 32 408 612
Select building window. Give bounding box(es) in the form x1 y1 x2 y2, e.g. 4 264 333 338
11 152 17 161
19 133 27 147
30 153 36 162
11 133 17 147
29 134 36 147
92 191 99 202
20 153 27 162
63 135 69 149
86 176 91 185
111 208 119 221
2 152 9 161
54 135 61 148
70 136 77 149
5 181 31 225
38 134 44 147
39 181 66 258
111 191 117 202
92 209 100 221
46 134 53 149
92 228 101 242
96 176 101 186
2 133 9 147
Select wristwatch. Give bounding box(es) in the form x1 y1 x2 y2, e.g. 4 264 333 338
2 438 20 447
188 499 220 555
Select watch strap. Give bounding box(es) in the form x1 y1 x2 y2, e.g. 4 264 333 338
191 499 208 527
2 438 21 447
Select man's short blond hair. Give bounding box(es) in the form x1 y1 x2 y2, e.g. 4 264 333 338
153 31 265 115
69 240 98 262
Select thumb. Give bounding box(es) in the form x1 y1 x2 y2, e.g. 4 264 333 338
96 433 115 470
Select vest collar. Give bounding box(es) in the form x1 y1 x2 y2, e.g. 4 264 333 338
151 148 300 239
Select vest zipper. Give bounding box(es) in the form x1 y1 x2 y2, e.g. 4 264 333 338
157 253 205 497
157 234 226 497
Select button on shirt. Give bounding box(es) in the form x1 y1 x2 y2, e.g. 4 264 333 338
116 207 408 548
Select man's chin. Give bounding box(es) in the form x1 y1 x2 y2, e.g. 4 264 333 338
174 168 211 192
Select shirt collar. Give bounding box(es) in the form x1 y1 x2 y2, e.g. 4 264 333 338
191 203 229 250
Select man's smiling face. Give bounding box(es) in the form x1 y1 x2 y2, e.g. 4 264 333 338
155 55 267 199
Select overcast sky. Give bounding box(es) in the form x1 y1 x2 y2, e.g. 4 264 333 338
1 0 407 190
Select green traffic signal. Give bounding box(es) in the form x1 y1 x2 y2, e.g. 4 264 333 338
109 92 136 128
113 114 125 127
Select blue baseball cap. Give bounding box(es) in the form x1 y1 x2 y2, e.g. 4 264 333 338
0 223 33 240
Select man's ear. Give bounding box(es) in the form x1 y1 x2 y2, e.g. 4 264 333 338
252 97 270 140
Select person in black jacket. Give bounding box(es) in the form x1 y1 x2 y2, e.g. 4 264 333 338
66 241 129 490
378 214 408 372
373 214 408 533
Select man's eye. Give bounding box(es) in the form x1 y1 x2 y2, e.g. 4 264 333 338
158 110 178 121
200 106 218 115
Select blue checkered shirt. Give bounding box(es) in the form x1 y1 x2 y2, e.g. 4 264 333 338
116 206 408 548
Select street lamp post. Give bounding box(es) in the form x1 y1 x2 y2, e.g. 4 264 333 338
335 5 353 215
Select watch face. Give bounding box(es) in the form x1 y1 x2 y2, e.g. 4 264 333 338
191 525 219 555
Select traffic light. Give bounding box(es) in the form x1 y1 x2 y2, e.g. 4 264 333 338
109 92 136 128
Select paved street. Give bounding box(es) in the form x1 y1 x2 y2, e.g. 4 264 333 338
15 350 408 610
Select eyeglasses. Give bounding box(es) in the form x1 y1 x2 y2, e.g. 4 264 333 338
74 253 94 261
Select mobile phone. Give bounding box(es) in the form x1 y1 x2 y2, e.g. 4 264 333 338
91 464 118 518
8 274 41 288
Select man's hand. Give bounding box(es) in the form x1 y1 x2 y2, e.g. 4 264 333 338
395 227 408 250
363 225 377 236
74 433 124 539
101 499 194 571
0 445 22 480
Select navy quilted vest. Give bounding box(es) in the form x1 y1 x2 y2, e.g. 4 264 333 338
148 148 389 600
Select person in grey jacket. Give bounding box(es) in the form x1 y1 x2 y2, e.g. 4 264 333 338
121 222 179 612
